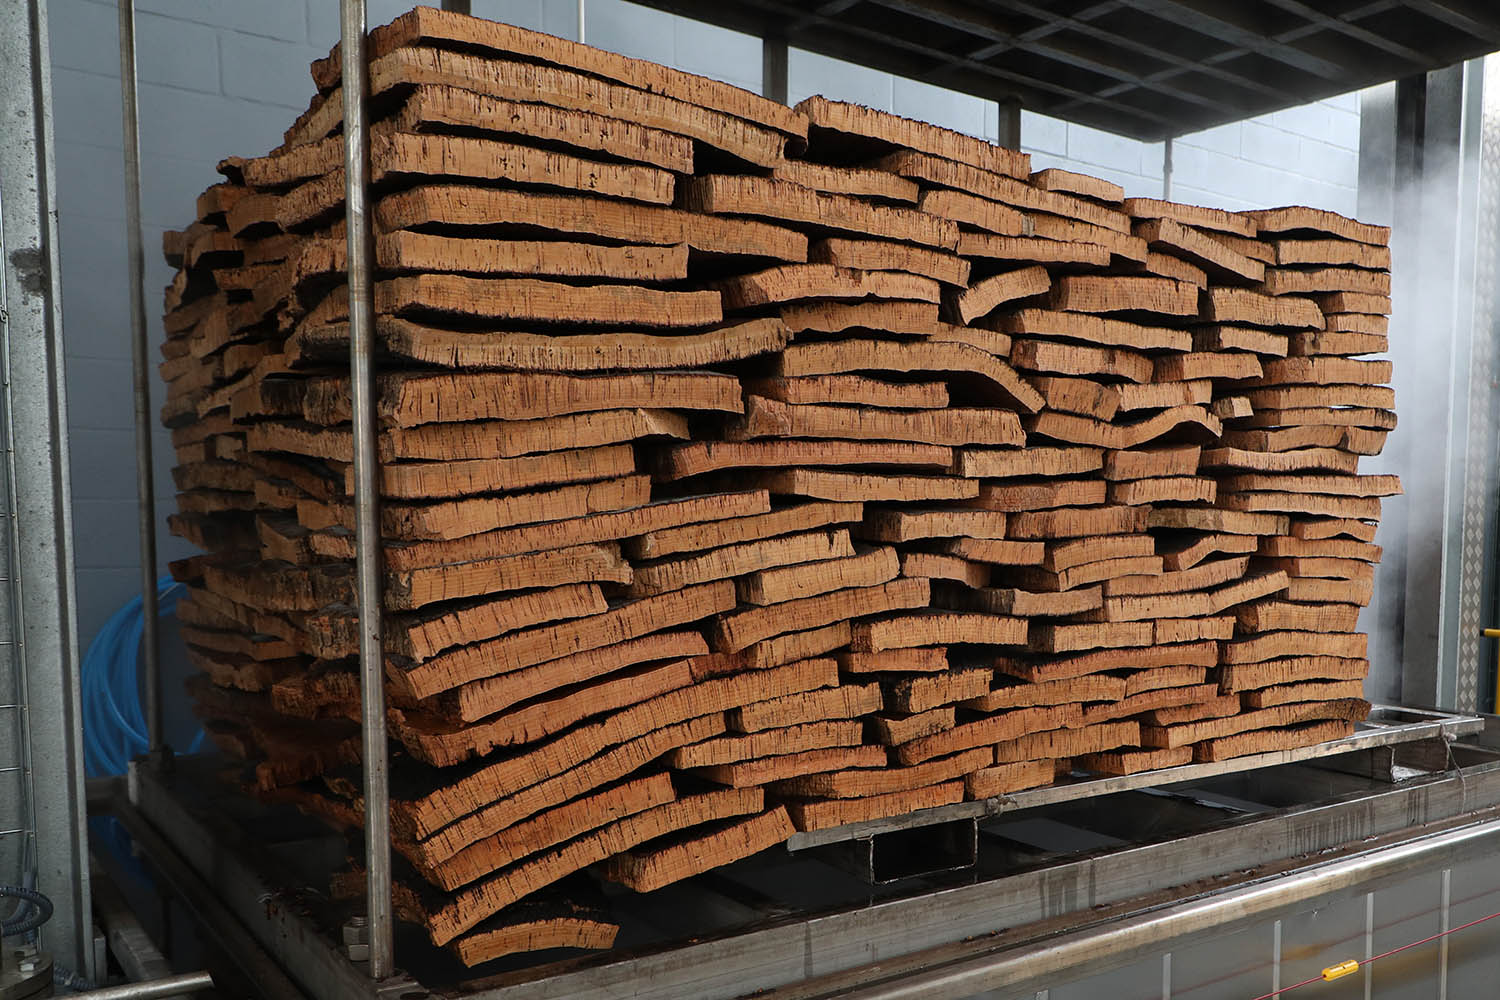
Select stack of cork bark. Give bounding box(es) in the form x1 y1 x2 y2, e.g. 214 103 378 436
159 6 1397 967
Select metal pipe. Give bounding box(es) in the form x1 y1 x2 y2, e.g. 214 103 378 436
72 971 214 999
578 0 586 43
828 817 1500 999
338 0 394 980
116 0 162 755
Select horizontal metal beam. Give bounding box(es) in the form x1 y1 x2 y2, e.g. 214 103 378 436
72 972 216 1000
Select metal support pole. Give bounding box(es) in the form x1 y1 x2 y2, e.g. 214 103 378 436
339 0 394 980
116 0 163 756
71 971 214 999
1162 136 1174 200
995 97 1021 151
762 36 788 104
578 0 586 43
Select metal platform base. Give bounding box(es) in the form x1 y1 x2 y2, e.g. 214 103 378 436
92 708 1499 1000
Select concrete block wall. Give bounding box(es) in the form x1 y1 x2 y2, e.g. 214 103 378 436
48 0 1362 648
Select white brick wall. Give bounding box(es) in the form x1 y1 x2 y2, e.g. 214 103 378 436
46 0 1364 644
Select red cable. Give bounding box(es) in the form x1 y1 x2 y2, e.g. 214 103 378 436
1245 908 1500 1000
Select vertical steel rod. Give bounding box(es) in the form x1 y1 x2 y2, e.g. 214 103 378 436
578 0 586 43
339 0 394 978
117 0 163 755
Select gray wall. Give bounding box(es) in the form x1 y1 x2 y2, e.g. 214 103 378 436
47 0 1364 652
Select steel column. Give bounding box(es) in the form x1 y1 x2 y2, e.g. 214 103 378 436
0 0 91 977
338 0 394 979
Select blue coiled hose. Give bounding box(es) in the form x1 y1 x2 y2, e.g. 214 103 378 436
80 576 204 777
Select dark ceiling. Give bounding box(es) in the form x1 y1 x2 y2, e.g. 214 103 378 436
628 0 1500 141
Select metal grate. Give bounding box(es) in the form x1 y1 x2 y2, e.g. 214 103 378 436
629 0 1500 140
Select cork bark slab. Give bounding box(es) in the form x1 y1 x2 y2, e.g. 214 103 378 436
885 667 995 713
797 96 1029 178
996 640 1220 684
717 264 941 311
1116 380 1213 412
1029 377 1122 421
940 583 1104 618
870 707 955 745
1314 292 1391 316
774 164 919 204
1323 312 1389 333
711 577 930 653
955 447 1104 480
779 300 940 335
1222 631 1368 665
965 759 1060 799
378 408 689 462
954 266 1052 324
1201 288 1324 329
1101 446 1201 482
381 538 633 610
994 720 1142 763
894 705 1084 765
918 188 1032 237
958 233 1111 266
1101 571 1288 623
1080 684 1219 725
965 673 1127 712
940 538 1046 566
306 369 743 428
1104 555 1250 597
1031 168 1124 202
749 469 979 504
1148 507 1289 536
1219 493 1383 520
669 720 865 769
1292 518 1379 543
1109 477 1216 505
1031 215 1149 262
740 547 901 606
875 151 1130 233
626 529 855 598
1246 207 1389 246
1283 578 1374 606
746 375 949 410
776 339 1044 412
1194 325 1290 356
1200 447 1359 474
1260 537 1381 561
1008 505 1151 539
452 913 619 967
1194 719 1357 763
684 175 958 250
851 611 1027 652
1242 679 1366 709
416 786 766 946
1143 695 1243 726
729 682 884 733
784 781 966 833
1143 698 1369 750
624 502 859 562
739 622 854 671
694 745 887 787
1123 198 1257 237
1026 406 1221 450
1219 427 1348 452
1134 218 1265 282
859 508 1007 543
1078 745 1194 776
839 647 950 673
398 580 737 701
1049 275 1198 317
899 552 990 589
426 774 676 892
291 315 789 373
1016 555 1163 594
1288 331 1389 357
1218 656 1370 692
971 480 1108 512
731 395 1024 447
1138 250 1208 287
366 273 724 329
375 186 806 262
1010 338 1154 383
1253 357 1391 386
1160 534 1259 572
605 807 797 892
1272 239 1391 269
773 746 991 799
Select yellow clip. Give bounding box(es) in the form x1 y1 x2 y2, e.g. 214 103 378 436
1322 959 1359 981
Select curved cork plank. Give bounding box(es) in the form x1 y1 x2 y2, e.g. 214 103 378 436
940 538 1045 566
1248 680 1366 709
626 529 855 598
710 577 930 653
748 469 980 503
774 162 919 203
357 443 637 500
900 551 990 588
312 7 807 136
375 186 807 262
730 682 884 733
1274 239 1390 269
1220 493 1384 520
874 151 1129 233
745 375 949 409
954 447 1103 480
918 188 1032 236
870 707 955 745
1026 406 1221 450
716 264 941 310
604 807 797 892
1028 376 1121 421
398 581 736 701
1003 309 1194 352
1288 331 1388 357
669 720 865 769
797 96 1028 178
1123 198 1256 237
1078 746 1193 776
1219 655 1370 692
1031 167 1124 202
1148 506 1289 535
1245 206 1389 246
452 914 619 967
1108 476 1215 505
851 610 1026 652
1032 215 1148 262
656 440 952 480
1259 537 1381 561
1201 287 1324 328
1252 357 1392 386
1314 291 1390 315
731 395 1024 447
1236 601 1362 634
784 781 966 833
1134 217 1265 282
693 745 887 787
969 479 1107 512
885 667 994 713
1015 556 1163 593
955 266 1051 324
811 238 970 286
1239 408 1397 431
995 640 1220 684
938 582 1103 618
1144 699 1369 750
858 508 1008 542
1101 571 1288 622
1161 533 1258 572
1143 696 1241 726
740 548 901 606
964 673 1126 712
1104 555 1249 597
1200 447 1358 474
1049 275 1198 316
625 501 862 561
290 315 788 373
1117 381 1213 412
994 720 1142 763
781 300 940 334
1194 719 1358 764
776 339 1045 412
684 175 959 250
1259 267 1390 298
965 759 1060 799
1007 505 1150 540
1194 325 1289 356
1010 339 1154 383
839 647 949 673
957 233 1111 266
772 746 991 799
895 704 1083 766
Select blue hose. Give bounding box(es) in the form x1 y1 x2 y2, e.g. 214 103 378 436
0 885 52 936
81 576 205 777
